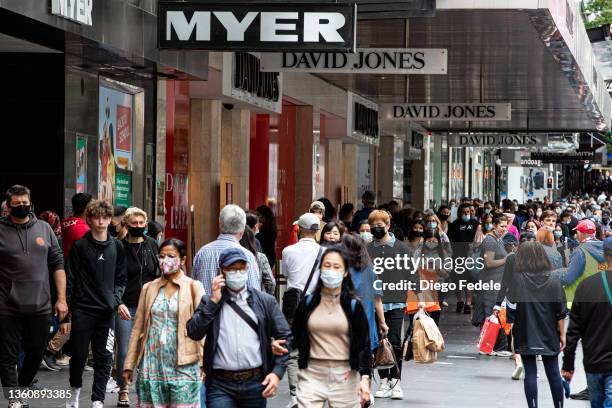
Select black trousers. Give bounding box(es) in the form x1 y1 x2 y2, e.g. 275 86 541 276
0 313 52 399
69 310 114 403
377 308 404 380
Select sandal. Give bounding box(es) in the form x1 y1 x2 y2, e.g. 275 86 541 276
117 390 130 407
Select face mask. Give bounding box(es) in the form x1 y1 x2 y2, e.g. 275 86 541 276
320 269 344 289
462 215 471 223
545 225 555 232
224 271 248 290
603 217 610 225
160 256 181 275
439 213 449 221
553 231 563 238
360 232 373 242
424 241 438 250
128 226 146 238
593 216 601 223
427 222 437 230
412 230 424 238
108 225 118 237
371 226 386 240
536 210 542 217
575 213 583 220
9 204 31 219
484 208 491 215
484 223 493 231
564 219 571 225
555 208 562 215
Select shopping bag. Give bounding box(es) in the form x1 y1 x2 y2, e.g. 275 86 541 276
499 306 512 336
412 316 438 363
477 314 500 354
417 311 445 352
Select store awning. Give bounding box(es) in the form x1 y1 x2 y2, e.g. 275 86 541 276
313 1 610 134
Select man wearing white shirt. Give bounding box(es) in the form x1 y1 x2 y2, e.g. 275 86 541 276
280 212 325 408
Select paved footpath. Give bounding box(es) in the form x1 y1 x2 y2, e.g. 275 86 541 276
2 304 591 407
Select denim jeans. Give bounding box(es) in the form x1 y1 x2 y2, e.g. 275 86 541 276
206 375 266 408
115 305 137 388
586 371 612 408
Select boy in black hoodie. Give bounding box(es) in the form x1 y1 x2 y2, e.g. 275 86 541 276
63 200 127 408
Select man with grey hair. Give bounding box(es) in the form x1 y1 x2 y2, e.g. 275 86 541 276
192 205 261 296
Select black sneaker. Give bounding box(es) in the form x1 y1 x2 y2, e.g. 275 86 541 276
40 352 61 371
456 301 465 313
569 388 590 400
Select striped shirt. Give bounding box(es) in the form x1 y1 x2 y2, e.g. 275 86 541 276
192 234 261 295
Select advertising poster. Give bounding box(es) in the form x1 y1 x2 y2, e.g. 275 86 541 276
76 134 87 193
99 85 134 205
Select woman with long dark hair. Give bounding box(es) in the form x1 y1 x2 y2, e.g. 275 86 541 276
506 241 567 408
292 247 372 407
256 205 278 269
406 219 426 249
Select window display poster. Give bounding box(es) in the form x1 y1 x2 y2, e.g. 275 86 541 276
76 134 87 193
99 85 133 205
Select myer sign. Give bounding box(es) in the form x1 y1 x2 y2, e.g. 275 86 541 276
380 103 512 121
259 48 447 74
51 0 93 26
158 2 356 52
448 134 548 147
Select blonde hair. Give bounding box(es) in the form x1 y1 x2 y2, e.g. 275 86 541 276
536 227 555 246
123 206 148 225
368 209 391 226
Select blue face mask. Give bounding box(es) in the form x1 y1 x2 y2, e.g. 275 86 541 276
224 271 248 291
462 215 471 223
484 208 491 215
484 223 493 231
427 222 437 230
553 231 563 238
320 269 344 289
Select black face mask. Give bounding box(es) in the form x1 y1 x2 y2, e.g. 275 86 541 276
10 204 31 219
128 226 146 238
108 225 118 237
438 213 449 221
371 226 386 240
412 231 424 238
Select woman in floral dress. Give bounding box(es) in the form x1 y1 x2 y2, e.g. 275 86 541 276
123 238 204 407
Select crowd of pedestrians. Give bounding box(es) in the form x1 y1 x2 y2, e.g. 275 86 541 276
0 183 611 408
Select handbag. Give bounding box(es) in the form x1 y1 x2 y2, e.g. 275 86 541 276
373 335 397 370
282 247 323 321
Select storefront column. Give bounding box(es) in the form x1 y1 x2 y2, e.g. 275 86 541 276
189 99 222 254
325 139 344 203
294 105 315 214
377 135 395 204
343 143 359 206
412 155 426 211
221 107 251 209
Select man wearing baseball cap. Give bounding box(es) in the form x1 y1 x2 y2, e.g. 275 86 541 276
187 247 292 407
559 219 606 401
281 212 325 408
288 201 326 245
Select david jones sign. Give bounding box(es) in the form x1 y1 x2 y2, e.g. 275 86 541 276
448 134 548 147
380 103 512 121
158 2 356 52
259 48 447 74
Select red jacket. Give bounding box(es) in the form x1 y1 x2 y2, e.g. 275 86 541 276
62 217 90 261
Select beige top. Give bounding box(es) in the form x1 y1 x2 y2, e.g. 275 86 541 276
308 293 350 361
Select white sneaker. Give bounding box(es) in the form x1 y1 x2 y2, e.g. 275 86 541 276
92 402 103 408
8 400 22 408
285 396 297 408
370 393 375 406
390 380 404 400
512 364 524 380
106 378 119 393
374 378 391 398
66 387 81 408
